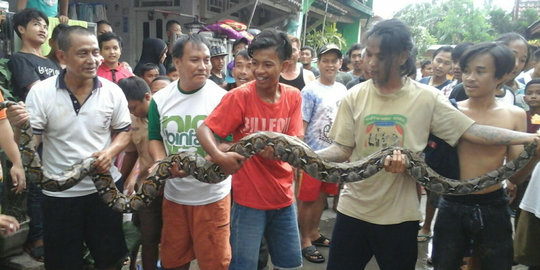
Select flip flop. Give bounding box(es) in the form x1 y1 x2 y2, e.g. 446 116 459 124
312 234 330 247
417 233 432 242
302 245 325 263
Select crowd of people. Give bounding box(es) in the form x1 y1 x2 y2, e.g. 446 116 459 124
1 5 540 270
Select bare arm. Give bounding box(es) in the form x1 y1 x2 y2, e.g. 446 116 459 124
149 140 167 162
92 131 130 173
59 0 69 16
17 0 28 11
461 123 538 145
315 142 353 163
0 119 26 193
196 123 245 175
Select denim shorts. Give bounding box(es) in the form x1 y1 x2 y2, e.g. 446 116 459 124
229 202 302 270
432 189 513 270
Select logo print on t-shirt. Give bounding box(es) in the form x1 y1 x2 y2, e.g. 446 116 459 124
364 114 406 149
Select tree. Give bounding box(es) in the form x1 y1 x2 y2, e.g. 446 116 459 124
304 23 347 53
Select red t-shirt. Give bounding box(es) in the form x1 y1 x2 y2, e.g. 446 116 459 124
0 91 6 120
205 81 303 210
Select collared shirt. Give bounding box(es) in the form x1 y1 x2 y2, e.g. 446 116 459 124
97 63 133 84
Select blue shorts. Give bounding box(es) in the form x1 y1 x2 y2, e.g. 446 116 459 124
229 202 302 270
432 189 513 270
327 212 418 270
42 193 128 269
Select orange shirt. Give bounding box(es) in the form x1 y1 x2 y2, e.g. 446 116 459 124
205 81 303 210
0 91 6 120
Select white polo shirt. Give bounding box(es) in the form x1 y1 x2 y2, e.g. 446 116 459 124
26 71 131 197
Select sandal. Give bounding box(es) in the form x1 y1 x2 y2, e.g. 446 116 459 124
302 246 325 263
312 234 330 247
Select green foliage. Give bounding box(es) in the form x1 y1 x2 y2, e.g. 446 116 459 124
0 59 14 101
304 23 347 54
394 0 540 56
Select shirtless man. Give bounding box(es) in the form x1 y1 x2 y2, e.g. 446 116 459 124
432 42 538 270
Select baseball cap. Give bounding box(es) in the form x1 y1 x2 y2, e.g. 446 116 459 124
317 43 342 59
210 45 228 57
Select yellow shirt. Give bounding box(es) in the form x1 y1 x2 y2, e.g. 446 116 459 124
330 78 474 225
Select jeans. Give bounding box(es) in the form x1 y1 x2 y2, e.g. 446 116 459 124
432 189 513 270
27 181 44 243
229 202 302 270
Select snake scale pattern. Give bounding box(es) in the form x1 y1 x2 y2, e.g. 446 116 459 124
1 101 537 213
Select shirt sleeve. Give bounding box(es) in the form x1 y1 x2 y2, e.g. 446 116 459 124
147 99 162 141
430 92 474 146
25 85 48 133
110 85 132 130
204 91 244 139
329 92 356 148
301 88 315 123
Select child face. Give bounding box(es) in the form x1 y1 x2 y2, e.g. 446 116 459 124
142 69 159 86
100 39 121 65
462 53 503 98
524 83 540 109
251 47 285 91
232 55 253 86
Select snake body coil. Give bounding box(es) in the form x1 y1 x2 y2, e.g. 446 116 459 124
1 101 537 213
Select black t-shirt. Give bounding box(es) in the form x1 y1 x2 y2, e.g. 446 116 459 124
8 52 61 100
209 71 226 87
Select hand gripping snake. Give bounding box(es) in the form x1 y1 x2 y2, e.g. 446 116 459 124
1 101 538 213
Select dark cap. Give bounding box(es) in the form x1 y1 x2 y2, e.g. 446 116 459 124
317 43 342 59
233 37 249 48
210 45 228 57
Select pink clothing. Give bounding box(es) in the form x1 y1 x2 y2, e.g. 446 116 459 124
97 63 133 84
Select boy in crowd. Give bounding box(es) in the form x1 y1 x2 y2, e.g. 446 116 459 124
135 63 160 86
166 66 180 81
314 19 540 270
227 49 253 90
197 29 304 270
97 32 133 84
147 34 231 270
432 42 535 270
419 46 453 90
298 43 348 264
96 20 113 37
300 46 320 77
8 8 61 261
347 43 365 81
117 76 161 270
440 42 474 97
150 76 172 94
209 45 228 89
279 35 316 90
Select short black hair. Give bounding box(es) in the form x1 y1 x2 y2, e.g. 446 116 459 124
364 19 416 83
96 20 112 28
347 43 364 57
300 46 315 57
166 65 177 73
57 26 94 52
432 46 453 60
459 42 515 80
13 8 49 39
118 76 150 101
452 42 474 63
525 79 540 92
172 34 210 59
248 29 292 62
234 49 250 62
51 23 69 41
134 63 159 77
341 55 350 72
98 31 123 49
166 20 182 31
421 60 431 69
233 38 249 50
152 76 172 84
